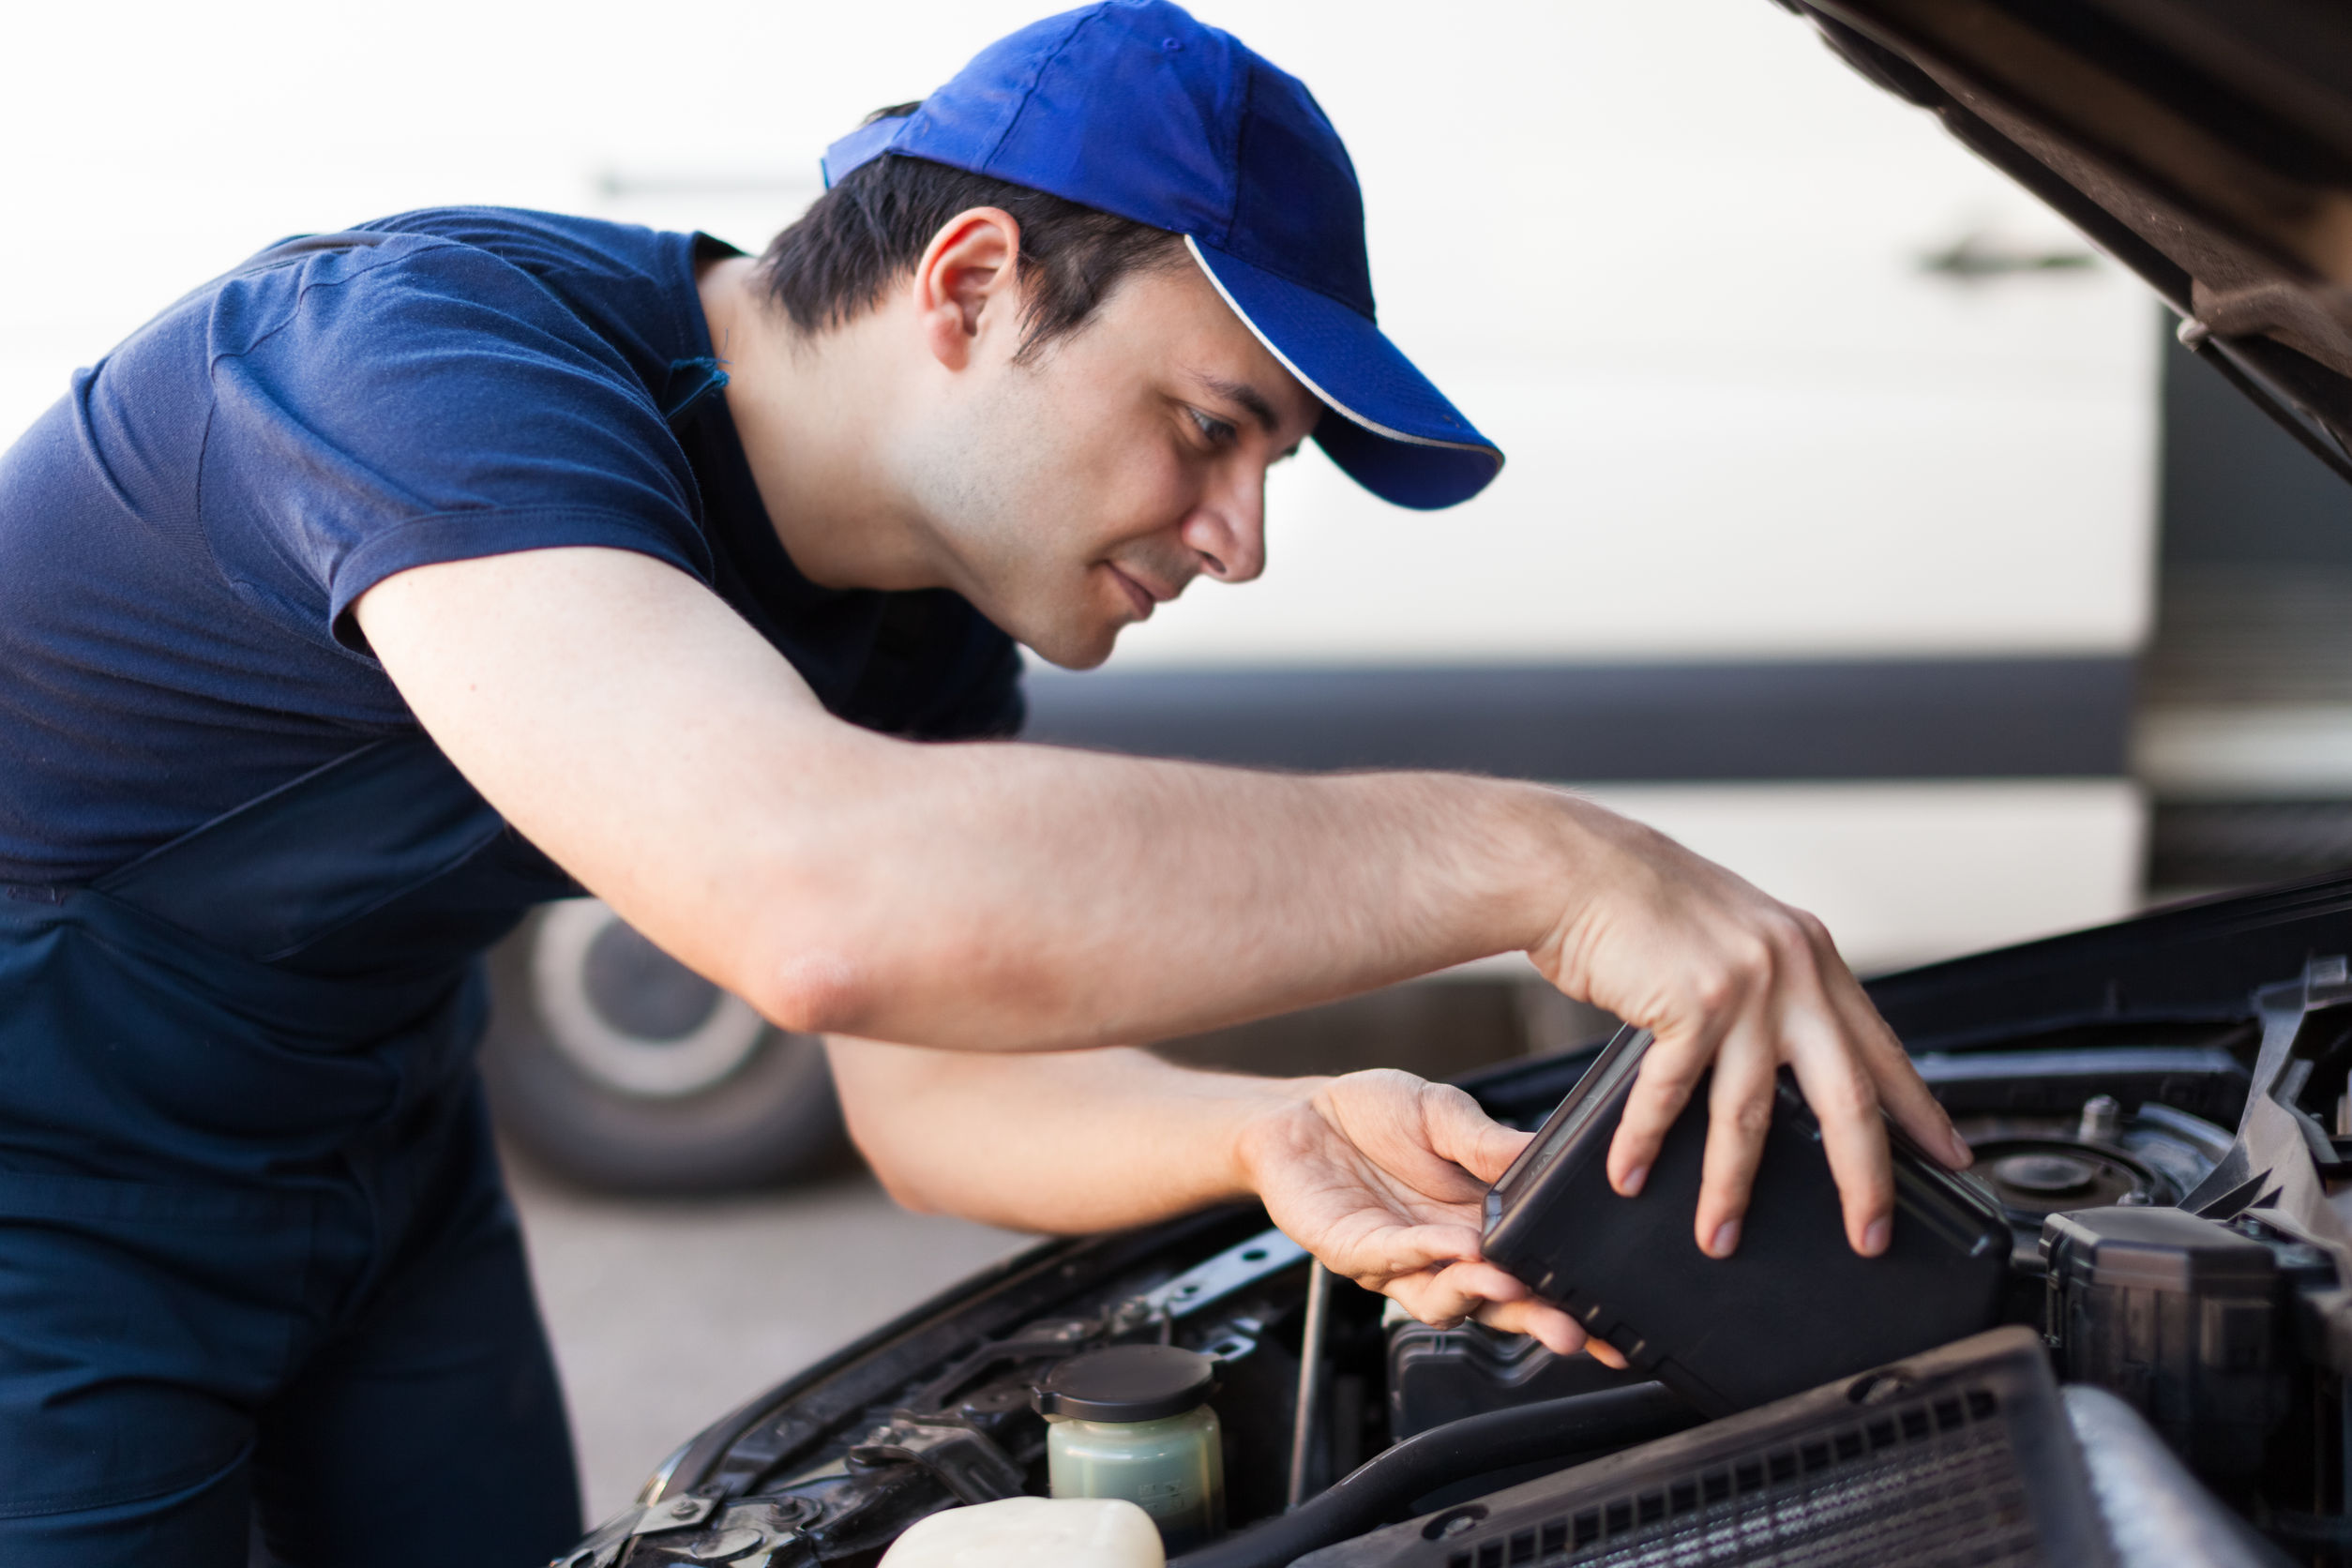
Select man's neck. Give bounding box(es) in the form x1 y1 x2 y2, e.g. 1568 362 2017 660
697 256 942 594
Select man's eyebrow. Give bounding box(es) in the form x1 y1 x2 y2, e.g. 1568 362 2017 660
1190 371 1283 436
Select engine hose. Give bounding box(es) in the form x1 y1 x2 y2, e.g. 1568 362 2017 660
1171 1382 1696 1568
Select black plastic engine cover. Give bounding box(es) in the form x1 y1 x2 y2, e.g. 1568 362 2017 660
1483 1028 2013 1416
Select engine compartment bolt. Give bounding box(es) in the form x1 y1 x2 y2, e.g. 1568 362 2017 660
2077 1095 2122 1143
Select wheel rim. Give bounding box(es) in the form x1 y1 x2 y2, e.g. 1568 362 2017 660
529 900 770 1099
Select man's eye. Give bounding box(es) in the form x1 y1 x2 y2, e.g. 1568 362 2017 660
1188 408 1239 446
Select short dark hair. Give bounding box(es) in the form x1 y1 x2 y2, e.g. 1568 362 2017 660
758 104 1187 364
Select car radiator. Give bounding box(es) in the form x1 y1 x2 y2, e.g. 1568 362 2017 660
1292 1328 2108 1568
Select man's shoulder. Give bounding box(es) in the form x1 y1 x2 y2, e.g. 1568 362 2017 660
187 214 642 352
332 207 709 399
188 208 709 418
347 207 689 287
180 209 701 373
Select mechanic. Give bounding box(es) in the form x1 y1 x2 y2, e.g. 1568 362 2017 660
0 3 1972 1563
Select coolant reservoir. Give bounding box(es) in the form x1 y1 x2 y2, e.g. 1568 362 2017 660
878 1496 1164 1567
1033 1345 1226 1553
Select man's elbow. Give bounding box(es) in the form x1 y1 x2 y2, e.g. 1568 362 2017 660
738 946 879 1038
868 1164 949 1216
837 1115 951 1216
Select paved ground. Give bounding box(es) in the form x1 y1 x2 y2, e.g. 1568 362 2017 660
506 1153 1030 1528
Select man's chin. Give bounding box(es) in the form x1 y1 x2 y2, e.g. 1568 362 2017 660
1017 619 1122 672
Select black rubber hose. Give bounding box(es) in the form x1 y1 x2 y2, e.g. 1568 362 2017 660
1171 1382 1696 1568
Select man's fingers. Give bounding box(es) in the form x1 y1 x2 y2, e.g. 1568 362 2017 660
1832 983 1970 1169
1804 920 1969 1170
1382 1259 1533 1316
1471 1298 1591 1358
1384 1260 1519 1326
1387 1262 1624 1365
1693 1025 1778 1258
1420 1082 1534 1184
1316 1220 1486 1287
1382 1276 1471 1326
1557 848 1942 1260
1786 1040 1895 1256
1606 1027 1723 1198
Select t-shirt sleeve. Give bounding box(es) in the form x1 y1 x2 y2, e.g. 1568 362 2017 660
192 234 710 653
844 590 1027 742
926 624 1027 741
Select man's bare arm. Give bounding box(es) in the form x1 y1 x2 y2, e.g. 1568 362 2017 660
356 547 1561 1048
354 546 1967 1257
826 1036 1606 1358
828 1037 1289 1231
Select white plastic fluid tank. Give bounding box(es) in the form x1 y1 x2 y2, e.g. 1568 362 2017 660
877 1497 1166 1568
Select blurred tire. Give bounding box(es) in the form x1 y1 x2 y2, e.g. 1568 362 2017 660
481 899 845 1193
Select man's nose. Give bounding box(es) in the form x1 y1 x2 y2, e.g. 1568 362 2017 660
1181 472 1267 584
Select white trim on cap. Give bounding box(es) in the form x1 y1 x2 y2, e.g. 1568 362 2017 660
1182 234 1500 461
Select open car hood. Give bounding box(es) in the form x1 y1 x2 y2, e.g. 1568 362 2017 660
1787 0 2352 485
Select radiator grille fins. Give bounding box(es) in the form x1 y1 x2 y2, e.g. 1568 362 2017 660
1441 1386 2042 1567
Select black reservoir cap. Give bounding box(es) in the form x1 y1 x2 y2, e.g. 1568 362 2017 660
2041 1207 2278 1292
1033 1345 1218 1423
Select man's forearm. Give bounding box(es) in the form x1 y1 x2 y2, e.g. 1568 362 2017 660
766 739 1583 1048
828 1035 1600 1359
826 1036 1320 1233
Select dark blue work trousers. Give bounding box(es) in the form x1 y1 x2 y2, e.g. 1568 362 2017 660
0 1099 579 1564
1 737 590 1564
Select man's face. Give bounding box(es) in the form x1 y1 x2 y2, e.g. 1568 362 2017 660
898 257 1323 670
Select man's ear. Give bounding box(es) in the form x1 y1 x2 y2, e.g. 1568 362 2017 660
910 207 1022 371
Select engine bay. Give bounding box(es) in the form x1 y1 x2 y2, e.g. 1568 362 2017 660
552 877 2352 1568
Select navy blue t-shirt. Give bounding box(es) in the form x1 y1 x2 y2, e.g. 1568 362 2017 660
0 208 1023 888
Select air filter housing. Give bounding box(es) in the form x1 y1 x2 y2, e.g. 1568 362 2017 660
2042 1206 2295 1481
1483 1028 2012 1414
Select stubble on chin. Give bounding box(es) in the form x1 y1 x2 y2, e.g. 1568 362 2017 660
1006 568 1126 671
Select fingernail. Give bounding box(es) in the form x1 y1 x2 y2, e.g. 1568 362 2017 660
1709 1218 1740 1257
1946 1128 1975 1168
1620 1165 1648 1197
1862 1216 1891 1256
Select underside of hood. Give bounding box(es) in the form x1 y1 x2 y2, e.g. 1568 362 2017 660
1788 0 2352 485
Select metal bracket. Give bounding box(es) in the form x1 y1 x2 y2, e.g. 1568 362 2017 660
552 1497 820 1568
631 1496 720 1535
550 1496 720 1568
906 1318 1098 1412
1138 1226 1307 1320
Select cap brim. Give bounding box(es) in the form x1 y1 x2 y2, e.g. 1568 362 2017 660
1185 236 1502 511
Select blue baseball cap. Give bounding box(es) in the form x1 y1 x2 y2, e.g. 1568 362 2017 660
822 0 1503 511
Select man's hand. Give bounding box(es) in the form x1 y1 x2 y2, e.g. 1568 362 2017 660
1532 807 1972 1262
1234 1069 1620 1364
